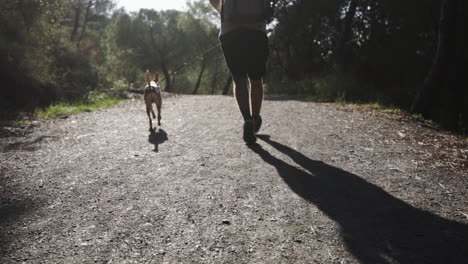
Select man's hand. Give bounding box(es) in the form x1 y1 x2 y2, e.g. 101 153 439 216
209 0 221 14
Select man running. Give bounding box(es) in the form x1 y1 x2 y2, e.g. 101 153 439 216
209 0 270 144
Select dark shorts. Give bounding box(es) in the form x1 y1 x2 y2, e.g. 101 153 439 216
220 29 269 80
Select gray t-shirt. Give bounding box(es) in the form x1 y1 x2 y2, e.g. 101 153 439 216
219 0 267 36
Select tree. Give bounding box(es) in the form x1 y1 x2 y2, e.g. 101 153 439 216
0 0 65 108
68 0 115 43
109 9 190 92
184 1 224 94
335 0 359 73
70 0 82 41
411 0 462 130
222 75 233 95
269 0 343 80
78 0 93 44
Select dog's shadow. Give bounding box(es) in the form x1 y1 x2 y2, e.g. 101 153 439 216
148 128 168 152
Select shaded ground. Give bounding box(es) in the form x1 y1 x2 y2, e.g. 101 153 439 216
1 94 467 263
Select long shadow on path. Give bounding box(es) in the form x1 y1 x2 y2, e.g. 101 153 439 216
250 135 468 264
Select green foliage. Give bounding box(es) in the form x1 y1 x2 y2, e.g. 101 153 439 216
1 0 229 111
0 0 63 108
313 75 353 102
411 113 434 125
112 80 131 90
36 91 128 119
14 120 30 127
266 73 362 103
268 0 467 131
0 0 114 110
4 0 463 132
361 103 403 114
100 1 226 94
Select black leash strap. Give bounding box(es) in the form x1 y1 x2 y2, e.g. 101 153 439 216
158 42 222 84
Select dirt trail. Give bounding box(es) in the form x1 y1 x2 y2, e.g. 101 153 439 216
1 95 467 263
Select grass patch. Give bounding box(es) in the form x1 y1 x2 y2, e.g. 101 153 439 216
363 102 403 113
411 113 434 125
36 91 127 119
14 120 30 127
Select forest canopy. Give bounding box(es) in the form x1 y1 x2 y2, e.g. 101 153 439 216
0 0 466 132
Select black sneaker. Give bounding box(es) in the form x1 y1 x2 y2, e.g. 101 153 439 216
243 119 257 144
253 115 262 133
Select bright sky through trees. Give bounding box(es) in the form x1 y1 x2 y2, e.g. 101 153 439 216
117 0 187 12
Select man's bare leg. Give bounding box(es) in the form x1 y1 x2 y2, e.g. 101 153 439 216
233 76 256 144
233 76 251 121
250 79 263 117
250 78 264 132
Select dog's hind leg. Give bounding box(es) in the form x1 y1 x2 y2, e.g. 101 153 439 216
146 105 153 131
151 103 156 119
156 99 162 126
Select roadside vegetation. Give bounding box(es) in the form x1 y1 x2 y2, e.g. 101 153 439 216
1 0 467 134
35 91 128 119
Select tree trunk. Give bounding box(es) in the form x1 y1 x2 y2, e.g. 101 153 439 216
335 0 359 73
222 75 233 95
70 4 82 41
458 1 468 131
18 0 33 28
161 63 172 92
192 57 207 94
211 64 219 95
78 0 93 44
411 0 459 129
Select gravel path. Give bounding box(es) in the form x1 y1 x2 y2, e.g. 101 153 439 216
1 94 467 263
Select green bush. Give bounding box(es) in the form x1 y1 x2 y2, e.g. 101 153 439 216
36 91 128 119
112 79 130 90
266 73 362 102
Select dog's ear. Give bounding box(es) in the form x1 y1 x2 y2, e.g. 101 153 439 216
145 70 151 83
154 73 160 83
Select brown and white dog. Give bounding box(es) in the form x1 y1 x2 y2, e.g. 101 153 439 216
144 70 162 131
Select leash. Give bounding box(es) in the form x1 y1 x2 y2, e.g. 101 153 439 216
158 42 222 84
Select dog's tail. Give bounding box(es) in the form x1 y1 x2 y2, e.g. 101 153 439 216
145 70 151 87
